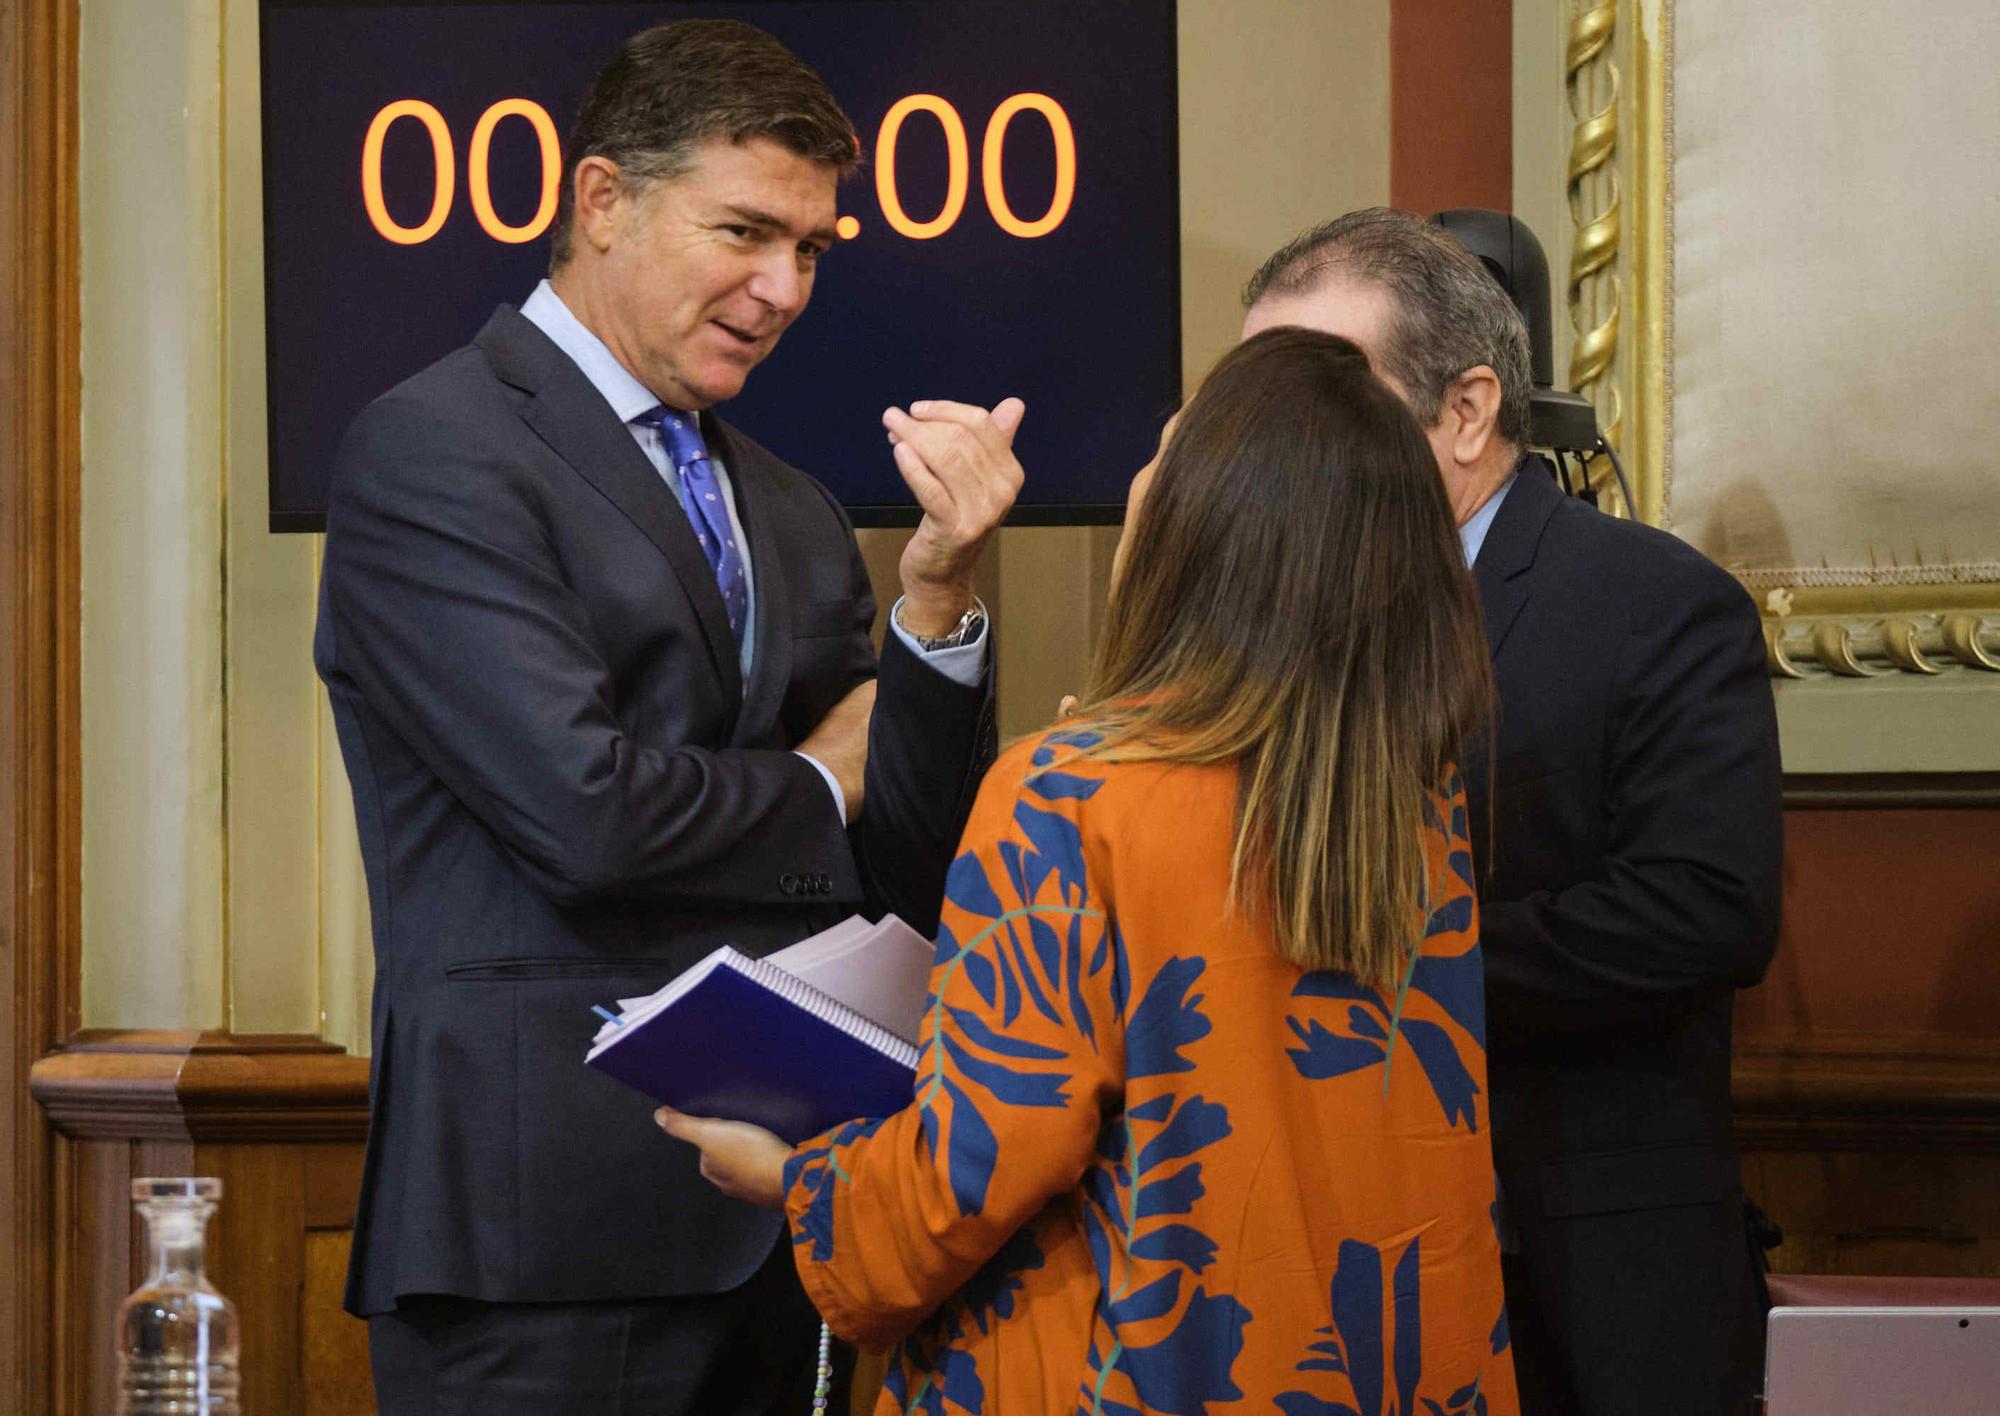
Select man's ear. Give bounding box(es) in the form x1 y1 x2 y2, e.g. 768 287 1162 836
1443 364 1504 468
570 156 627 256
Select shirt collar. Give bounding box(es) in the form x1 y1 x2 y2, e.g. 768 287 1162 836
519 279 664 426
1459 469 1518 566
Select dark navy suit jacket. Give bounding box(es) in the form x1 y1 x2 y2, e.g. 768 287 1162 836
316 307 993 1316
1468 459 1783 1413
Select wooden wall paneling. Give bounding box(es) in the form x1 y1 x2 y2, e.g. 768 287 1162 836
1741 1150 2000 1278
3 0 82 1411
1747 806 2000 1041
31 1032 370 1413
304 1229 375 1416
1736 956 2000 1288
78 1140 143 1416
1390 0 1515 214
303 1139 374 1416
305 1141 366 1230
199 1143 310 1415
1734 1032 2000 1154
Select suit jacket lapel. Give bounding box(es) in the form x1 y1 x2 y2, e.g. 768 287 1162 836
1473 454 1563 661
707 416 795 748
476 307 744 703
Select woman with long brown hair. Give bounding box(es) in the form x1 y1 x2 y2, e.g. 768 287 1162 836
666 327 1517 1414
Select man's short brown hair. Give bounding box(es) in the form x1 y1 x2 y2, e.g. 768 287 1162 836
1243 207 1533 447
550 19 859 270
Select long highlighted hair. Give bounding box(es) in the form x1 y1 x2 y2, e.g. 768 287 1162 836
1073 327 1492 992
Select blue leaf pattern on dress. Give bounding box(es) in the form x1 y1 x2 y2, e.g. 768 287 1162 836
1135 1162 1206 1219
1285 1017 1389 1080
1399 1020 1481 1133
783 1114 889 1262
1080 1024 1247 1416
1128 957 1214 1078
1281 813 1487 1133
938 1073 999 1215
912 787 1107 1231
1118 1285 1252 1414
1410 948 1486 1050
1276 1234 1492 1416
945 852 1006 919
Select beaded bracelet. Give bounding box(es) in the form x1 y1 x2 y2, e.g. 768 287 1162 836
812 1321 834 1413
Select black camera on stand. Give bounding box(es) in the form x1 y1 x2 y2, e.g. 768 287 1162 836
1428 208 1636 515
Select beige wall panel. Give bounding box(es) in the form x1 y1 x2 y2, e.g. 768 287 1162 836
223 0 322 1034
1774 676 2000 775
996 526 1099 742
80 0 228 1029
1670 1 2000 587
1511 0 1569 393
1176 0 1391 392
996 0 1391 744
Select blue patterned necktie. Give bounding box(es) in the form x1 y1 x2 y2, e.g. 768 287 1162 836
645 408 748 647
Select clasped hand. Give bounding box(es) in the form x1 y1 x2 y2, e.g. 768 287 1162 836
885 397 1026 637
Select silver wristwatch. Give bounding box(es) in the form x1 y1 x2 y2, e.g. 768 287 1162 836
896 597 987 651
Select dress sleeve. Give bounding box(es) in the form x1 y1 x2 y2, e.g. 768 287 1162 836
784 732 1127 1349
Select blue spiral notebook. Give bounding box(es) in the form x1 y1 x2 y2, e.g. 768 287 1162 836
584 915 930 1144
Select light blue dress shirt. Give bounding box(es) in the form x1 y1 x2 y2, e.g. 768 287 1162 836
1459 470 1517 566
519 279 987 821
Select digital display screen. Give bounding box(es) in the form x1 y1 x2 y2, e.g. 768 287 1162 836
259 0 1181 530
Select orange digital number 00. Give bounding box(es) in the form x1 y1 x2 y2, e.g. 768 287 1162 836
873 93 1076 241
362 98 559 245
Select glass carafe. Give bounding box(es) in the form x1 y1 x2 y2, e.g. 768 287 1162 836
116 1177 241 1414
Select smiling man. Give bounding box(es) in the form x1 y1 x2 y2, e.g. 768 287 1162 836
315 21 1014 1414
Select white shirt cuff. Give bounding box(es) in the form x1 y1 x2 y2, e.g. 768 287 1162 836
888 595 989 688
795 751 847 825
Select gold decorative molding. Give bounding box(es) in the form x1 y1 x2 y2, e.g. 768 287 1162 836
1563 0 1670 527
1565 3 1621 499
1761 608 2000 680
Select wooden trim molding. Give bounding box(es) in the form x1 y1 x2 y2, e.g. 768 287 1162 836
1782 772 2000 810
1734 1033 2000 1153
31 1030 370 1143
3 1 83 1412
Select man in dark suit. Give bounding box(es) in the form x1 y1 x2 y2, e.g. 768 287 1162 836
1243 209 1783 1414
315 21 1015 1414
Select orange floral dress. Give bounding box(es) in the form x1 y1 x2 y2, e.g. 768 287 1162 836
784 727 1518 1415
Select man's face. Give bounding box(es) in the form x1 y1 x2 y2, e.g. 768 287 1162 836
1241 276 1455 479
591 136 839 410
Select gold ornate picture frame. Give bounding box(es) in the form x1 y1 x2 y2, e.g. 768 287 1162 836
1558 0 2000 771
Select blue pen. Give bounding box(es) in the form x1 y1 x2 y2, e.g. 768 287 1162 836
592 1005 625 1028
